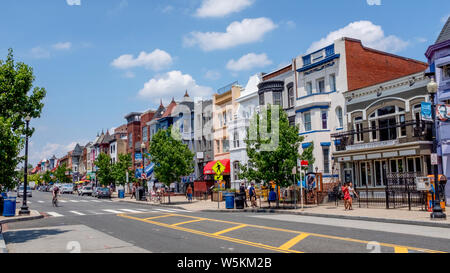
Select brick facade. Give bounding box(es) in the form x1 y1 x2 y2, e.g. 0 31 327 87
345 38 428 92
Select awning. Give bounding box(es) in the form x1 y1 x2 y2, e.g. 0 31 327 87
203 159 231 175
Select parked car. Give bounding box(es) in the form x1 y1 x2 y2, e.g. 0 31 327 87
78 186 93 196
17 186 32 198
61 184 73 194
92 187 111 199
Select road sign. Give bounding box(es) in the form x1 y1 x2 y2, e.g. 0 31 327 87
212 161 225 175
431 153 438 165
214 174 223 181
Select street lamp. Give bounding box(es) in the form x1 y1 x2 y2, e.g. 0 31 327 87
427 76 446 219
19 115 31 216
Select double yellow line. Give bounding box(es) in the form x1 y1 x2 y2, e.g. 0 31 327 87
118 213 445 253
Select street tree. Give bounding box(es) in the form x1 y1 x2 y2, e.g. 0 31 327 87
0 49 46 189
95 153 114 186
42 170 53 184
149 127 194 204
54 164 72 184
239 105 304 207
112 153 135 186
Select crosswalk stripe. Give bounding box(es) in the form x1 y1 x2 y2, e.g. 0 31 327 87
69 200 79 203
38 201 45 203
86 210 106 215
47 212 64 217
119 209 142 213
59 200 68 203
79 200 89 202
168 208 192 213
69 211 86 216
154 208 176 213
103 209 123 214
135 209 151 212
91 200 102 203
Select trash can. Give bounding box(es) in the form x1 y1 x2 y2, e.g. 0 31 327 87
224 192 235 209
3 197 17 217
235 193 245 209
0 194 4 216
137 187 146 201
118 190 125 199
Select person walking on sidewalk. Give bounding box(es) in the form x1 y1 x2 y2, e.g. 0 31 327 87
239 183 248 208
131 183 136 199
186 185 193 203
342 183 350 210
348 182 358 210
249 183 257 208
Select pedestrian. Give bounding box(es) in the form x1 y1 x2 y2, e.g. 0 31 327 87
249 183 257 208
239 183 248 207
186 185 193 203
342 183 350 211
268 187 277 208
131 183 136 199
348 182 358 210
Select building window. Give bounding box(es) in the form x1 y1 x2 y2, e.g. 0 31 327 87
330 74 336 92
370 120 377 141
336 107 343 128
289 116 296 128
223 111 227 126
219 113 223 127
303 56 311 66
273 92 282 107
216 140 220 153
306 82 312 95
317 78 325 93
128 133 133 148
323 147 330 174
142 126 148 142
223 138 229 153
233 131 239 148
400 114 406 137
288 86 295 108
304 112 312 132
443 65 450 81
233 161 240 181
355 117 364 142
259 93 265 105
321 110 328 130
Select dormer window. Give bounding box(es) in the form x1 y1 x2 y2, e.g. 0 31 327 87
443 64 450 81
303 56 311 66
312 51 324 62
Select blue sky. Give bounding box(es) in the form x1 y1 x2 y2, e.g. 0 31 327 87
1 0 449 165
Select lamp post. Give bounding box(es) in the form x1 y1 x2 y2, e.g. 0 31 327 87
427 76 446 219
19 115 31 216
140 142 146 195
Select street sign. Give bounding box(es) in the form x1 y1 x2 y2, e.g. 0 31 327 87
212 161 225 175
421 102 433 121
292 167 297 175
214 174 224 181
431 153 438 165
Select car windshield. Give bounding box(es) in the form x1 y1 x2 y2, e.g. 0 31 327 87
19 187 24 190
100 188 109 191
84 187 92 190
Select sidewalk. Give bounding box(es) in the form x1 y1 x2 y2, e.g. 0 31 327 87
112 194 450 228
0 209 43 224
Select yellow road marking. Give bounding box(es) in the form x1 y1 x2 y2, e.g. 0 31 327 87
119 214 302 253
144 214 177 220
213 224 248 236
117 213 445 254
394 247 409 253
279 233 310 250
171 219 205 227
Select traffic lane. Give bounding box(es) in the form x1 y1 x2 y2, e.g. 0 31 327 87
120 211 448 253
3 213 272 253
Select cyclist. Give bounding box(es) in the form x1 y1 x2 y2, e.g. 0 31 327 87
52 185 60 207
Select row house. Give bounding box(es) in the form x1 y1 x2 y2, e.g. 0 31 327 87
294 37 428 183
425 16 450 203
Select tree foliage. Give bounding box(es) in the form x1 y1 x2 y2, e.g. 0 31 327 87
0 49 46 189
54 164 72 183
111 153 135 185
94 153 114 186
149 126 194 188
239 106 304 188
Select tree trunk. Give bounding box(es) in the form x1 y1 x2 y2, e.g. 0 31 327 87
276 182 280 208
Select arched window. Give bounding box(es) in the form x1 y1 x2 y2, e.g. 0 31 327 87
336 107 343 128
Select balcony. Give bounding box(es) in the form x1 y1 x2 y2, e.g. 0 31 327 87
331 120 433 152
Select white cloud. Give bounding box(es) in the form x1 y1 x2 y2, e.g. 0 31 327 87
196 0 254 18
138 71 213 104
66 0 81 6
367 0 381 5
111 49 173 71
30 47 50 59
29 141 82 166
307 20 409 54
184 17 277 51
124 71 136 78
226 53 272 72
52 42 72 50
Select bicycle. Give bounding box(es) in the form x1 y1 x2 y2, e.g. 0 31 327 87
52 196 58 207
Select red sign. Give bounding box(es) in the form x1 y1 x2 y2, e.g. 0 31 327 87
301 160 309 166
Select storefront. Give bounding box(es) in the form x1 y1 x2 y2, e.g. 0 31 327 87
203 159 231 188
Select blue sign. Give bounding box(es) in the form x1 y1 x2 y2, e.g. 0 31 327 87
421 102 432 121
135 168 143 178
135 153 143 161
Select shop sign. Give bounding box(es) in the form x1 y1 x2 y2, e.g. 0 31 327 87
437 104 450 122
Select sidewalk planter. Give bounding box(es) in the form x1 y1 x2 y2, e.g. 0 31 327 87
3 197 16 217
212 191 224 202
224 192 235 209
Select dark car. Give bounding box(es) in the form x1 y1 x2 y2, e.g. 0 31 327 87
93 187 111 199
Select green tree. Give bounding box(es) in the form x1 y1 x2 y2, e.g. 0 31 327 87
42 170 53 184
54 164 72 183
95 153 114 186
0 49 46 189
112 153 135 186
149 127 194 203
239 105 304 207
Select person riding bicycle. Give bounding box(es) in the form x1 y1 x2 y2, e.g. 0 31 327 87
52 185 60 205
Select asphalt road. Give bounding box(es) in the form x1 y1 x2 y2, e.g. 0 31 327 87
3 190 450 253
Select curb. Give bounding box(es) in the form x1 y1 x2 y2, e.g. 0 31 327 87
0 214 44 225
0 234 7 253
204 209 450 229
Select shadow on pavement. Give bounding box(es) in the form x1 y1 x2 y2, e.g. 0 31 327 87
3 228 69 244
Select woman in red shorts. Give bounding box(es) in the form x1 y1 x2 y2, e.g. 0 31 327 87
342 183 350 210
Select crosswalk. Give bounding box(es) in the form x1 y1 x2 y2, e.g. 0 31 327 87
27 199 113 204
45 208 192 218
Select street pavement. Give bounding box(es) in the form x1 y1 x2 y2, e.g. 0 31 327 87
3 190 449 253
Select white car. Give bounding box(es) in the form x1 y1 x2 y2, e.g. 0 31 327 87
61 185 73 194
78 186 93 196
17 185 32 198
